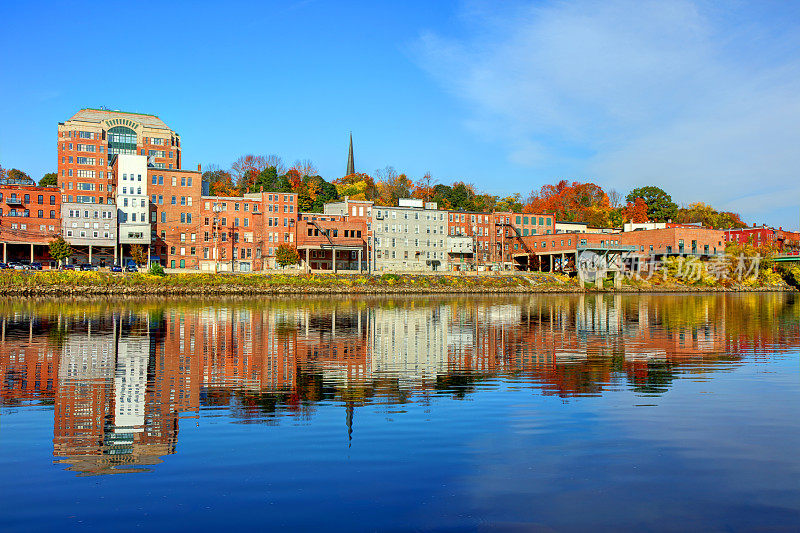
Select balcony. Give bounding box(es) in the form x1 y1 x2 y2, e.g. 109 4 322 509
6 196 24 206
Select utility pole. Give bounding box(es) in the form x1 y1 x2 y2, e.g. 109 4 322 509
472 224 478 275
212 204 223 273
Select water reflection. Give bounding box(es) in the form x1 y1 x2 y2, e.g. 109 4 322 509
1 293 798 476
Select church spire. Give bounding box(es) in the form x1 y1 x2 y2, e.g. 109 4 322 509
346 132 355 176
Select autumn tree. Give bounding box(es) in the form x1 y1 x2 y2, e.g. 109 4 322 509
375 166 413 206
5 168 33 184
526 180 611 226
275 244 300 268
290 159 318 178
231 155 269 193
39 172 58 187
622 197 649 223
130 245 147 266
203 166 237 197
495 194 524 213
303 175 339 212
675 202 748 229
626 186 677 222
333 173 379 200
412 172 437 203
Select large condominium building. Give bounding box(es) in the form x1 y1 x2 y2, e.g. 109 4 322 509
372 198 447 271
57 109 181 205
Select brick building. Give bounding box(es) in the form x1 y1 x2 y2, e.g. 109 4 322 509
724 225 779 250
195 191 298 272
0 183 61 266
296 213 367 272
57 109 181 205
149 167 203 269
521 226 725 272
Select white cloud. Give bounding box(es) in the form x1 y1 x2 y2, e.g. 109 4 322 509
415 0 800 226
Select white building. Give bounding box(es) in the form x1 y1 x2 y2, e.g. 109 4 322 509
371 305 449 384
372 199 448 271
622 221 667 232
113 154 151 263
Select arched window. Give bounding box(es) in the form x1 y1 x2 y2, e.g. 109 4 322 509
107 126 137 159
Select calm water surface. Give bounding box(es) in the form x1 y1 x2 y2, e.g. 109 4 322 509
1 294 799 532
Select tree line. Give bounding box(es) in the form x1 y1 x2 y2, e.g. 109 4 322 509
202 156 748 229
0 160 748 230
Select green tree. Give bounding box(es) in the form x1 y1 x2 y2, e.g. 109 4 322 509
495 194 523 213
39 172 58 187
248 166 292 194
304 175 339 212
48 236 72 267
626 186 677 222
275 244 300 268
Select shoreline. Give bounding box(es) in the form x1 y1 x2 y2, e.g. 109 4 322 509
0 271 792 296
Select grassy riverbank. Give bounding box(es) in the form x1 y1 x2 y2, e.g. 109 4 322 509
0 269 794 296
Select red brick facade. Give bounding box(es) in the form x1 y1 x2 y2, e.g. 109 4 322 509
57 109 181 205
0 184 61 265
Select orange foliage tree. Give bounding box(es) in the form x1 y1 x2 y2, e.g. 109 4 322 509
375 166 413 206
231 155 269 193
412 172 436 203
622 197 649 223
525 180 611 226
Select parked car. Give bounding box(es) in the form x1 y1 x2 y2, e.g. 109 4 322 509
110 264 123 273
125 264 139 272
0 263 8 270
61 264 76 271
79 264 95 271
28 262 42 271
11 263 27 271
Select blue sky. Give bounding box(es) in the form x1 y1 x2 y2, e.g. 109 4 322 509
1 0 798 228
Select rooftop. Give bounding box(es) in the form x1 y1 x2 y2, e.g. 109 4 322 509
65 108 173 131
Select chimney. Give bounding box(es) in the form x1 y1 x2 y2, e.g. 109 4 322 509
197 163 201 172
753 223 756 227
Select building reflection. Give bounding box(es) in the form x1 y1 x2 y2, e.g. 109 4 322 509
0 294 798 475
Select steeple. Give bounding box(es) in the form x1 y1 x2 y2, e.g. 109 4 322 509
346 132 355 176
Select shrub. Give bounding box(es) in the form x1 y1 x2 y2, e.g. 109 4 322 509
149 263 166 277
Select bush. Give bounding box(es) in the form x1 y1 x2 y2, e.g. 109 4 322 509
149 263 166 277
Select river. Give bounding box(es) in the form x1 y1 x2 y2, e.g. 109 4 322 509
1 294 799 531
